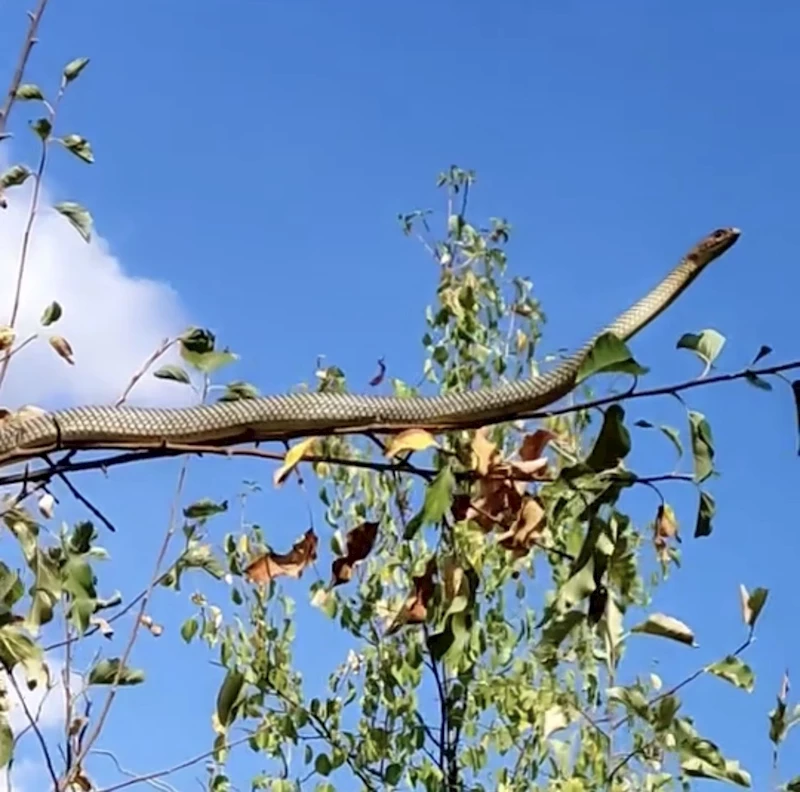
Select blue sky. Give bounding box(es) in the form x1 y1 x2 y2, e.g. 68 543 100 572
1 1 800 789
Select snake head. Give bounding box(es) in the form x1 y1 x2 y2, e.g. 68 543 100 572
690 227 741 265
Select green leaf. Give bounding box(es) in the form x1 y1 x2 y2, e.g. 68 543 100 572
88 658 145 686
181 617 198 643
218 381 260 401
631 613 696 646
585 404 631 471
0 165 31 188
538 610 585 654
59 134 94 164
694 490 716 538
0 625 42 671
0 716 11 768
403 464 456 540
15 84 44 100
636 420 683 458
792 381 800 455
185 349 238 375
783 775 800 791
688 410 715 482
707 656 755 692
744 371 772 391
183 499 228 520
40 301 62 326
576 332 649 384
63 57 90 83
385 763 403 785
314 753 332 776
677 329 726 375
681 756 751 787
153 364 191 385
30 117 52 140
54 201 92 242
751 344 772 365
657 425 683 458
180 326 215 353
216 669 244 727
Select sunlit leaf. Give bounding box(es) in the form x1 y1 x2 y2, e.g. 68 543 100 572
576 332 649 384
688 410 715 482
88 658 145 686
707 656 755 692
153 365 191 385
631 613 696 646
385 428 439 458
677 329 726 375
274 438 318 486
63 57 90 83
54 201 92 242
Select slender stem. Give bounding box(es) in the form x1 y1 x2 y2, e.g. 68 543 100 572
92 733 255 792
6 666 59 787
0 0 50 134
61 463 189 788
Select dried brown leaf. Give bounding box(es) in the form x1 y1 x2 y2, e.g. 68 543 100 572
245 528 319 584
0 327 15 352
49 335 75 365
497 495 546 557
387 557 437 634
520 429 555 461
331 521 379 586
471 427 500 476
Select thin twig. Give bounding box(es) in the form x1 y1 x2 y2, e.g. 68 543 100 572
605 634 754 783
62 463 189 788
6 666 59 787
0 0 50 134
92 733 254 792
115 337 176 407
42 454 117 532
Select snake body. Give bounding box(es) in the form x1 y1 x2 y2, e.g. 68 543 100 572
0 227 740 468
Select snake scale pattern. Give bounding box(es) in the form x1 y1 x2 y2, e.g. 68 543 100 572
0 227 740 468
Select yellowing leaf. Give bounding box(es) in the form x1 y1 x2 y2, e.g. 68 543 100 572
273 437 318 486
471 427 499 476
739 584 768 629
0 328 15 352
385 428 439 458
49 335 75 365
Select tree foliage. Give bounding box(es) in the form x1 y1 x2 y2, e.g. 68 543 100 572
0 7 799 792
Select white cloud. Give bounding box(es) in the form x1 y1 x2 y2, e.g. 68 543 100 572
0 756 40 792
0 165 193 410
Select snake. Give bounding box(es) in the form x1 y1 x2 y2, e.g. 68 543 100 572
0 227 740 469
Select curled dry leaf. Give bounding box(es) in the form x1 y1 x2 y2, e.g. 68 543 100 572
0 327 15 352
496 495 546 558
273 437 318 486
90 616 113 639
245 528 319 584
387 557 437 635
49 335 75 365
332 521 379 586
471 427 500 476
520 429 555 461
653 504 680 563
369 357 386 387
385 428 439 459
